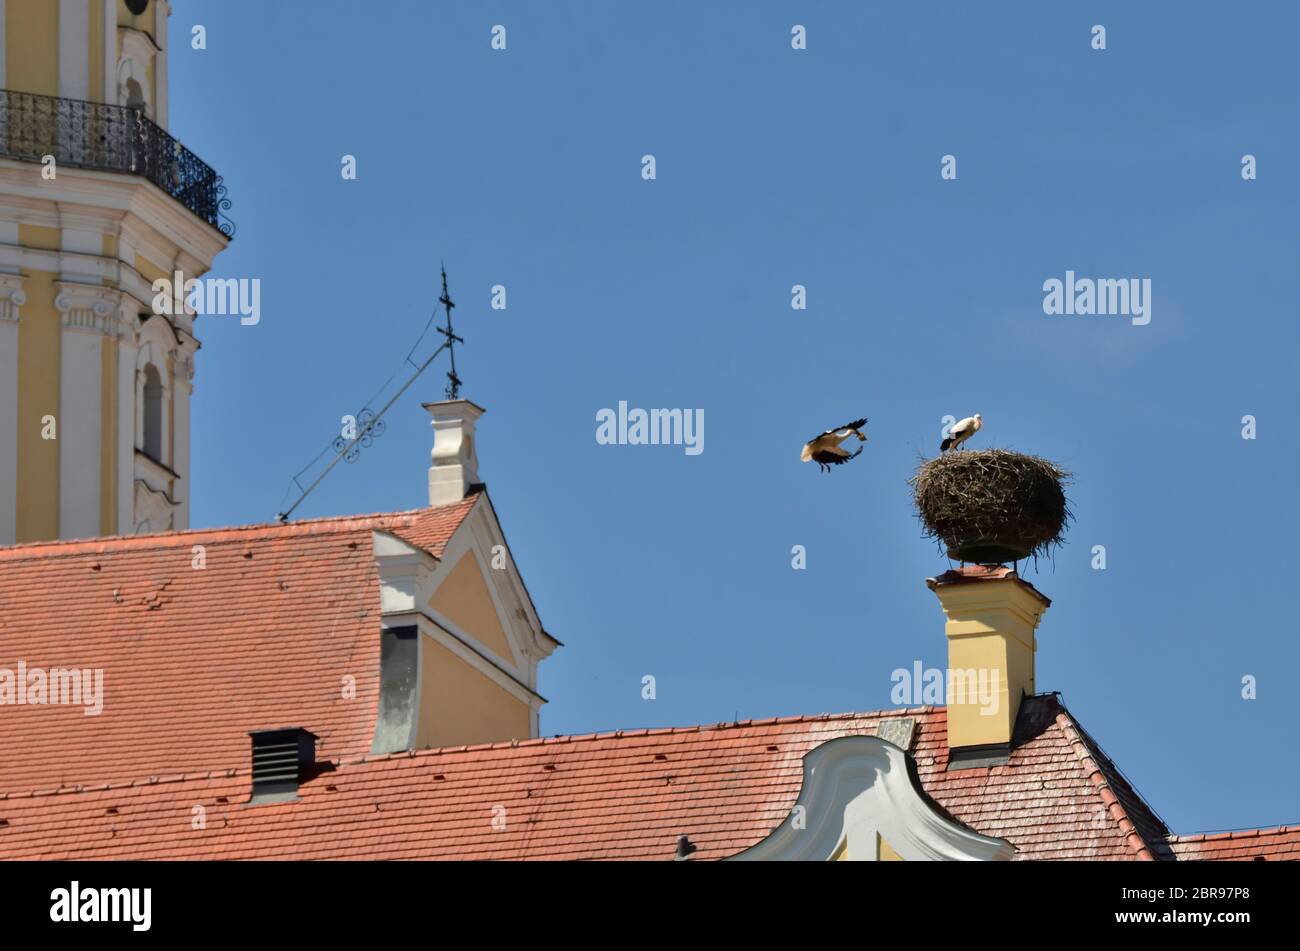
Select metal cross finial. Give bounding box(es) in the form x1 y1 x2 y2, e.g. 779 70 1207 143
274 260 464 523
437 263 462 400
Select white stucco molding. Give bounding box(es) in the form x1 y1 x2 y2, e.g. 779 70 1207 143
175 350 195 388
727 735 1016 862
474 493 559 662
118 26 159 116
373 531 437 616
0 274 26 322
114 294 140 343
133 476 175 534
55 281 122 335
135 312 178 367
0 159 230 265
427 506 529 671
419 615 545 711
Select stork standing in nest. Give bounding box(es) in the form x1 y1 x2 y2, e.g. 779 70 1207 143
801 418 868 472
941 414 982 453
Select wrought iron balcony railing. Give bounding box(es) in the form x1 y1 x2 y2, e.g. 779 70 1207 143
0 88 234 237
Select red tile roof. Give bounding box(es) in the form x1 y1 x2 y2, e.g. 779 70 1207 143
1169 827 1300 861
0 697 1186 860
0 495 479 798
0 499 1284 861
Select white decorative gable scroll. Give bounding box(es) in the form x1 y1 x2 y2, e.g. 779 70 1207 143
728 735 1015 861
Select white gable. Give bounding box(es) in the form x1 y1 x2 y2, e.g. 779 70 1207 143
728 735 1014 861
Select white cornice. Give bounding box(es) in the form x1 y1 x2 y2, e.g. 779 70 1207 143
0 159 229 266
373 531 437 616
727 735 1016 862
419 615 545 710
471 494 553 659
0 244 199 338
428 512 527 671
135 448 179 485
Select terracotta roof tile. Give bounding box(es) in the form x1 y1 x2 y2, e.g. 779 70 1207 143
0 697 1194 860
0 495 479 797
1169 826 1300 861
1 500 1279 860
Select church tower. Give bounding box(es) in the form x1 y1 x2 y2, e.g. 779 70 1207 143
0 0 231 544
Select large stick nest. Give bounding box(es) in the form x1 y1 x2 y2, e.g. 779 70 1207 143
908 449 1073 564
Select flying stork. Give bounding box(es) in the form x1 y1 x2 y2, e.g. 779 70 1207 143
801 418 868 472
941 414 982 453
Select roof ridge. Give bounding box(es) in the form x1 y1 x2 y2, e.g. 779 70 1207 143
0 496 478 563
1170 823 1300 842
0 766 247 801
303 707 937 765
1053 707 1164 861
0 706 937 798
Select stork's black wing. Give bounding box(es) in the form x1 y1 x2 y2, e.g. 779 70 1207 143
811 448 863 466
809 417 868 441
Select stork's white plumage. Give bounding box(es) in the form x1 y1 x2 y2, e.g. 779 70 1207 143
801 418 868 472
941 414 982 453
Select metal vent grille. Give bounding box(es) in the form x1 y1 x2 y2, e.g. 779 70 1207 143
249 729 317 803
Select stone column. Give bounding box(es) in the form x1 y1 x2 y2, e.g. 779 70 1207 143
54 283 118 539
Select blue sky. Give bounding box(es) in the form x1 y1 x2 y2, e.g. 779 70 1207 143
171 2 1299 835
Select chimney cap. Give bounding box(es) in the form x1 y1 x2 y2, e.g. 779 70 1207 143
422 398 486 417
925 565 1051 607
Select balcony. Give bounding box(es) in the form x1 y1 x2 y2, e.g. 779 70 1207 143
0 88 234 237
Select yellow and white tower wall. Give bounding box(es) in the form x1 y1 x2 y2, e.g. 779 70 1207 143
0 0 229 544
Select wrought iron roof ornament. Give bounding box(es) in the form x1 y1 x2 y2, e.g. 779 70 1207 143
276 266 463 522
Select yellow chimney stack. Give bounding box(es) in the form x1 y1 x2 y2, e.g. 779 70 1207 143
926 567 1051 767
